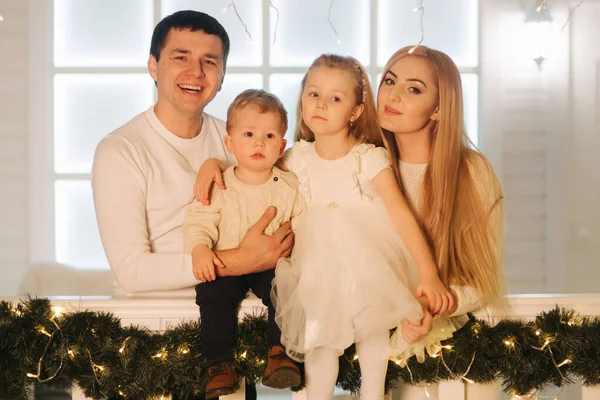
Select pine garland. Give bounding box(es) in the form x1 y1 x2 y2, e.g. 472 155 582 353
1 298 599 399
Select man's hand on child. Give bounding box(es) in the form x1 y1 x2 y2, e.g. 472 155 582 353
239 206 294 271
416 274 455 316
194 159 227 205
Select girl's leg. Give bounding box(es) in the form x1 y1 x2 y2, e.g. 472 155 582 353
355 331 389 400
392 384 439 400
305 346 339 400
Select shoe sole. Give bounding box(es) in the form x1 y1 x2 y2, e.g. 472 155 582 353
262 367 302 389
206 387 236 399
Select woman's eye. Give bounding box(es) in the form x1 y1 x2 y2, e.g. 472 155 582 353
384 78 395 86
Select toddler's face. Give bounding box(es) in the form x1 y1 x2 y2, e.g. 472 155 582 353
225 105 286 171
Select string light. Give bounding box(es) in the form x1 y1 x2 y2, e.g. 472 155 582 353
353 353 359 361
561 1 584 32
119 336 132 354
269 1 280 45
37 326 52 337
536 0 547 12
440 349 477 384
327 0 342 44
51 306 63 318
223 1 253 40
240 350 247 359
0 14 3 22
409 0 425 54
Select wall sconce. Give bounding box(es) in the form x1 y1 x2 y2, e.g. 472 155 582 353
524 0 553 69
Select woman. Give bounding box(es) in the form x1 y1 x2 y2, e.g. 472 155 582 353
377 45 506 400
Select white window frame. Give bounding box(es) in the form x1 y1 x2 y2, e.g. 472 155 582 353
28 0 480 270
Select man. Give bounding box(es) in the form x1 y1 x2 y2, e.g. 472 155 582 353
91 10 299 397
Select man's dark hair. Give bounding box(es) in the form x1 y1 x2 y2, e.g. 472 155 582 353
150 10 230 69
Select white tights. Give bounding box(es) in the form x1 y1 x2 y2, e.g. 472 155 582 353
305 330 389 400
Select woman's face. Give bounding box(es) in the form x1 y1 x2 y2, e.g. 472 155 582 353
377 55 439 135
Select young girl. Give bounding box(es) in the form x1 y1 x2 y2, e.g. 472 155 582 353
377 46 505 399
195 54 455 399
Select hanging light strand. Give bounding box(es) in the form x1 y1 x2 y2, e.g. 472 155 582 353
223 1 253 40
409 0 425 54
327 0 342 44
269 1 280 45
561 0 584 32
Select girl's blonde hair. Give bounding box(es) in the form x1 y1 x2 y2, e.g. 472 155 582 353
295 54 383 147
379 46 506 310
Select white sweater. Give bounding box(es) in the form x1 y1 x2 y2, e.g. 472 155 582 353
91 107 235 297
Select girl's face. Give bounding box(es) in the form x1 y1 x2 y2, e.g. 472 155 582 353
301 66 364 138
377 56 440 135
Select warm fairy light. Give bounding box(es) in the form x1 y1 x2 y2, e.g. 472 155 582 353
52 306 63 318
223 4 231 13
240 350 247 359
557 359 571 368
443 345 453 350
536 1 546 12
430 352 439 358
0 15 4 22
68 349 75 358
26 373 38 378
152 352 164 359
464 377 474 384
535 329 541 336
353 354 359 361
37 327 52 337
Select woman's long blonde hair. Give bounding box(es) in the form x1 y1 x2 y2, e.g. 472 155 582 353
379 46 506 310
295 54 384 147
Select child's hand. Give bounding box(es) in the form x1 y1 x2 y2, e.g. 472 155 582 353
416 273 455 316
195 159 227 205
192 245 219 282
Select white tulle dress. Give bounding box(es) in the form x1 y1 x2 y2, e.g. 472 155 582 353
272 140 457 364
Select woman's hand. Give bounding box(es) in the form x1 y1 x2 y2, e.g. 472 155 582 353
194 159 227 205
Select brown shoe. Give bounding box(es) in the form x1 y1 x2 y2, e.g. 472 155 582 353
261 345 302 389
205 361 238 399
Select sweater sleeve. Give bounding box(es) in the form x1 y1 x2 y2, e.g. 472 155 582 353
91 135 198 293
449 285 482 316
182 191 223 253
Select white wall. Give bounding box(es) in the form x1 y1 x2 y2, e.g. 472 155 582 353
0 0 29 296
567 1 600 294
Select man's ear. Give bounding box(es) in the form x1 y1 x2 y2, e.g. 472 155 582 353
148 55 158 83
224 135 234 154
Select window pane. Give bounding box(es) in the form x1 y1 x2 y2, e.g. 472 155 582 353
55 180 108 269
269 0 370 67
54 74 155 174
54 0 153 67
162 0 262 67
462 73 479 147
204 74 263 121
377 0 478 67
270 74 304 143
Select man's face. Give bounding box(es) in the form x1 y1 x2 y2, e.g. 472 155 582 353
148 28 225 118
